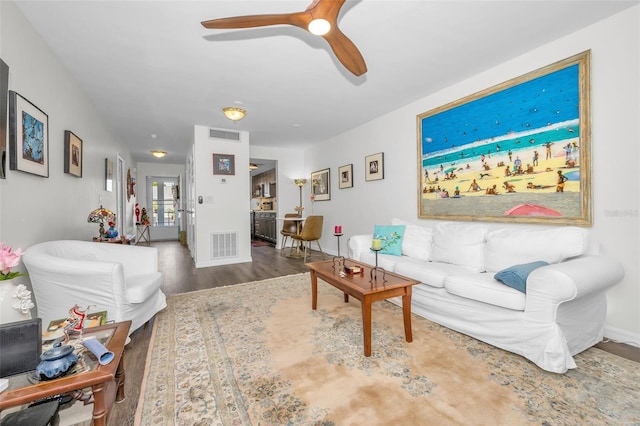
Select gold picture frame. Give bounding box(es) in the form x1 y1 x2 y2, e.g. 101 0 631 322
417 51 591 225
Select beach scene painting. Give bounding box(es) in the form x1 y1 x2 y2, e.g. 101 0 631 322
417 51 591 225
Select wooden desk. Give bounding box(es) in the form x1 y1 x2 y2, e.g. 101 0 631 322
93 236 129 244
0 321 131 426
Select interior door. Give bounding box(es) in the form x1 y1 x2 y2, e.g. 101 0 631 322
186 145 196 260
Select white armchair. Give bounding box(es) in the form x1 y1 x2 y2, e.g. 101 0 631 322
22 240 166 336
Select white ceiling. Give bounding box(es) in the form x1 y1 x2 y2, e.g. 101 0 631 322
14 0 637 164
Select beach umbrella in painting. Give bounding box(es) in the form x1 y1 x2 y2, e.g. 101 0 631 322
504 203 562 216
444 167 457 174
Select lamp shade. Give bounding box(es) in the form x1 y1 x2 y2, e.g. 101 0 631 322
88 206 114 224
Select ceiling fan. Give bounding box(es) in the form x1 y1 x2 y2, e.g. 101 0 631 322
201 0 367 76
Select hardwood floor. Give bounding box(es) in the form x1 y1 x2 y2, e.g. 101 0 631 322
108 241 639 425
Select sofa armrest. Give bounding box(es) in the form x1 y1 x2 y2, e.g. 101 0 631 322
525 255 624 321
347 234 373 260
94 244 159 277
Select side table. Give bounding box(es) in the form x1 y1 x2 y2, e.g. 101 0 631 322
135 224 151 246
0 321 131 426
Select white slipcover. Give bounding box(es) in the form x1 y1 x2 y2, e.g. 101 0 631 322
348 223 625 373
22 240 167 336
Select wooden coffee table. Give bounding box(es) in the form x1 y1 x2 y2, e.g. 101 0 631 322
0 320 131 426
307 259 420 356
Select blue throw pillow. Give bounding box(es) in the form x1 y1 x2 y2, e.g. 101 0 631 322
373 225 406 256
494 261 549 293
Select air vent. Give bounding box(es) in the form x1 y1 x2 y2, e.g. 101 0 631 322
209 129 240 141
211 232 238 259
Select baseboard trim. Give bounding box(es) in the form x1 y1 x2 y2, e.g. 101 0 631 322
196 256 252 268
603 325 640 348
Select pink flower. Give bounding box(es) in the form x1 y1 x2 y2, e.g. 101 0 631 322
0 243 25 280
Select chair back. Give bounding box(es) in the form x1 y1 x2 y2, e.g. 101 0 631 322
299 215 323 240
281 213 299 235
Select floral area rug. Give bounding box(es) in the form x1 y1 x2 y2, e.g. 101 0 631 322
135 273 640 425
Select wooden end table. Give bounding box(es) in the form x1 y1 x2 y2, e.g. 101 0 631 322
306 259 420 356
0 320 131 426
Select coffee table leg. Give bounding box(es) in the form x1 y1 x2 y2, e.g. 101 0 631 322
402 288 413 343
311 270 318 310
362 296 372 356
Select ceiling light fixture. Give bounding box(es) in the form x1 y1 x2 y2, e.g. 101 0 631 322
308 18 331 36
151 150 167 158
249 163 259 170
223 107 246 121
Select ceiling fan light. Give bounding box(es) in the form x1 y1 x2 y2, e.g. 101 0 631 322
151 150 167 158
308 18 331 36
223 107 246 121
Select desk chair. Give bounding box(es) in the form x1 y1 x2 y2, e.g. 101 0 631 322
290 215 325 263
280 213 299 254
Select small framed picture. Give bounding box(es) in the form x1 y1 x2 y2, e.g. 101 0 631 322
365 152 384 181
105 158 113 191
338 164 353 189
311 168 330 201
8 91 49 177
64 130 83 177
213 153 235 175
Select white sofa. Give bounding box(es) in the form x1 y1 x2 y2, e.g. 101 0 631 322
347 220 624 373
22 240 167 336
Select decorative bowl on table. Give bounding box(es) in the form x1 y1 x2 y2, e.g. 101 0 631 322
36 344 78 380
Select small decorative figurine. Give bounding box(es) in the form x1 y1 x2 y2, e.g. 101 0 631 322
106 220 119 238
135 203 140 224
62 304 93 342
140 207 150 225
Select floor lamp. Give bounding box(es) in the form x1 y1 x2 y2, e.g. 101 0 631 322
294 178 307 216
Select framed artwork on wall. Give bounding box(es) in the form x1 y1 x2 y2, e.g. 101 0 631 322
338 164 353 189
365 152 384 181
0 58 8 179
213 153 235 175
311 168 330 201
64 130 83 177
8 91 49 177
105 158 113 191
417 50 591 226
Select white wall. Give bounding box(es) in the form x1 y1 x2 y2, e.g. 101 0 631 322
135 161 185 241
302 7 640 340
0 1 135 252
193 125 251 267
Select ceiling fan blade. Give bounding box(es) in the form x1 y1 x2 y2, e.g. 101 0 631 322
323 28 367 76
201 12 308 30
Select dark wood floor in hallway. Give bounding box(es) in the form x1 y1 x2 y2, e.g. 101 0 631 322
109 240 638 425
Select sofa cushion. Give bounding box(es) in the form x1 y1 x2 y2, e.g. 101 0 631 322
395 261 478 288
373 225 405 256
125 272 163 303
431 222 488 272
484 227 588 272
391 218 433 261
494 261 549 293
359 251 405 272
444 273 526 311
